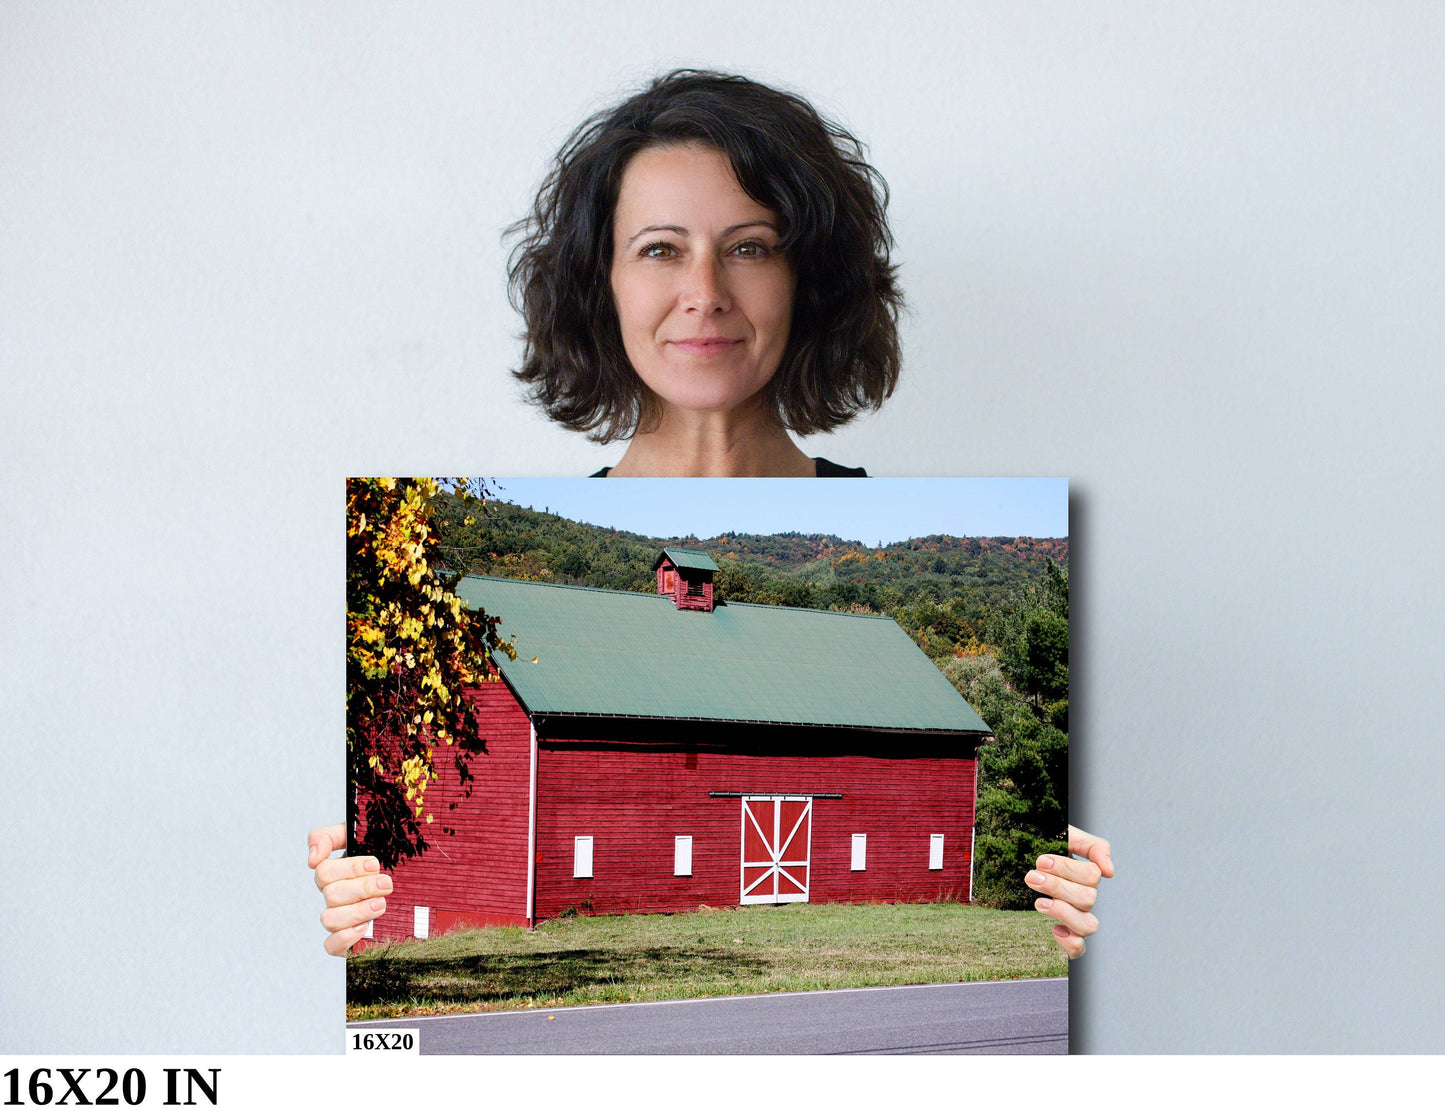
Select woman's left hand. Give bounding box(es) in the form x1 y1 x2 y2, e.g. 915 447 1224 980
1026 825 1114 959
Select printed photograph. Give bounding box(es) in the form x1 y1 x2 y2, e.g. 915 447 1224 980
339 476 1073 1054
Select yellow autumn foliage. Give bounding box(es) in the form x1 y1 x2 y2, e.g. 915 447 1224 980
347 477 516 869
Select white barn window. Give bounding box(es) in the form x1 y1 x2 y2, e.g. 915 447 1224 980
674 835 693 876
929 833 945 871
851 833 867 871
413 906 430 940
573 835 594 878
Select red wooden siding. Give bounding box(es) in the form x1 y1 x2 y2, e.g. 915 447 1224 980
362 680 534 943
532 742 975 919
655 559 714 611
675 577 713 611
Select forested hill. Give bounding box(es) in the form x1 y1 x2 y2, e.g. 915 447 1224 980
434 493 1067 658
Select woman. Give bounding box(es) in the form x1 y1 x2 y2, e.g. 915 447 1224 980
509 69 900 478
313 69 1111 956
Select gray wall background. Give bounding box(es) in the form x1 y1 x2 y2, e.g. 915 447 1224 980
3 3 1441 1053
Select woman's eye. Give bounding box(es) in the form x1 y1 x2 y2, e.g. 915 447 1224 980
639 242 676 259
731 241 769 258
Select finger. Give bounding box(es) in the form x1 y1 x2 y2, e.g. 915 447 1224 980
1035 852 1102 889
307 824 347 869
1068 825 1114 878
322 871 393 909
1051 922 1086 960
321 895 387 934
324 922 371 958
1034 895 1099 939
314 853 382 891
1025 867 1098 912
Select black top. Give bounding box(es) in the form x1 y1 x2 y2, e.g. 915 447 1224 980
590 456 867 478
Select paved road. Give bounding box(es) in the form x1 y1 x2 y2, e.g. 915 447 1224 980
348 978 1066 1054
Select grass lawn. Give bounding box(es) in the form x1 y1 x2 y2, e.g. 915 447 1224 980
347 902 1067 1021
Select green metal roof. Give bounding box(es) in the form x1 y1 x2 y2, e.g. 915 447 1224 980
656 547 720 573
456 575 989 734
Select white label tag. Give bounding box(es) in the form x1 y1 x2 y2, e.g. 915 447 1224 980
346 1028 421 1055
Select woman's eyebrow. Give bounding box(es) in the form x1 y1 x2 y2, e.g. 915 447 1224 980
623 224 687 247
622 220 779 248
721 220 779 237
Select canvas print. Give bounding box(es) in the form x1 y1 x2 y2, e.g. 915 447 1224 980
342 476 1070 1053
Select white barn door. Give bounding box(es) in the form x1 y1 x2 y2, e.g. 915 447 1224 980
740 796 812 905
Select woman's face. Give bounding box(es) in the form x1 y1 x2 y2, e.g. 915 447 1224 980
609 143 795 419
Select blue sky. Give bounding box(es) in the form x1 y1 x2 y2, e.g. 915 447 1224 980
484 478 1067 546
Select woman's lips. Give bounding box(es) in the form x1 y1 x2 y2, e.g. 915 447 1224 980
668 337 743 355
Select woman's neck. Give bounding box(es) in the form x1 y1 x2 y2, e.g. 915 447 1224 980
608 400 815 477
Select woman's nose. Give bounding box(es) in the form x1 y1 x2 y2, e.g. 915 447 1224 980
681 255 731 314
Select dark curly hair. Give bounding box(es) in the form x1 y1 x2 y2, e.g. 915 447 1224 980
507 69 903 443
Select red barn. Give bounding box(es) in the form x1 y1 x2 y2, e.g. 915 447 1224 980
363 548 990 944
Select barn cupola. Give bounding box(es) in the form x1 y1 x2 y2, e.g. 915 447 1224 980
653 548 720 612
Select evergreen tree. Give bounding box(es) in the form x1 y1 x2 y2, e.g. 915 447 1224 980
944 558 1069 908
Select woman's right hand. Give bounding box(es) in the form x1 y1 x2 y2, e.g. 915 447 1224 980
308 824 393 956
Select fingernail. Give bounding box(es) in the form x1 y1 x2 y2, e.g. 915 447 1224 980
369 898 386 912
364 858 380 873
1026 871 1046 887
308 845 318 863
377 874 392 890
1036 898 1053 912
1038 856 1055 870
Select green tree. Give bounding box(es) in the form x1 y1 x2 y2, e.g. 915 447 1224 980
997 557 1069 730
943 558 1069 908
346 478 514 869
